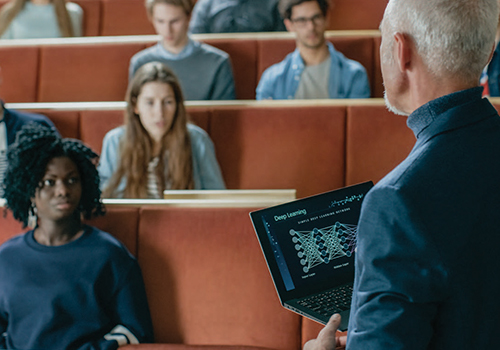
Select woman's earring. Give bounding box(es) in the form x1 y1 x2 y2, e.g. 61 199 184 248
28 202 38 229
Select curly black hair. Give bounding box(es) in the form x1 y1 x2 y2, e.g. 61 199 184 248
2 123 105 227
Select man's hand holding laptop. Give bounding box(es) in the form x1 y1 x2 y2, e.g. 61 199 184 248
303 314 347 350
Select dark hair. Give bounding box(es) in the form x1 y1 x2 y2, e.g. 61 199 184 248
278 0 330 20
2 123 105 227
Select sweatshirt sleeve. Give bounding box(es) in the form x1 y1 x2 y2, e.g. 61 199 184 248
107 261 155 345
76 261 154 350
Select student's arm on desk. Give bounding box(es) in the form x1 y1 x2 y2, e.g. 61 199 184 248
303 314 347 350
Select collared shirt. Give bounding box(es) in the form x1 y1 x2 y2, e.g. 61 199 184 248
407 87 484 138
256 41 371 100
347 87 500 349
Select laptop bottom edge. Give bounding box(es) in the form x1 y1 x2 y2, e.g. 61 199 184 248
284 303 350 332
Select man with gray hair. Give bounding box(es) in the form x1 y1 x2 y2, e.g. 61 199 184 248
304 0 500 349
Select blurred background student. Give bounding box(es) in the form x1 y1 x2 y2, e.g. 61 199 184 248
99 62 225 199
0 66 57 198
0 0 83 39
129 0 235 100
189 0 285 34
0 123 154 349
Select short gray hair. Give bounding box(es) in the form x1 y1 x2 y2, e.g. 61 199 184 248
382 0 498 84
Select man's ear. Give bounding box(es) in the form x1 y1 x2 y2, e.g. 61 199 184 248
284 18 294 32
394 32 412 73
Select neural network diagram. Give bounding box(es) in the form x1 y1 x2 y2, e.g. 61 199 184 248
290 222 357 273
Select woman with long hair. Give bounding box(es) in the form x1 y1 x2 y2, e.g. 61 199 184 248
0 123 154 349
0 0 82 39
99 61 225 199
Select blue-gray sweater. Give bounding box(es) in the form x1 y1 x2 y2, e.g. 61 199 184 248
129 39 236 100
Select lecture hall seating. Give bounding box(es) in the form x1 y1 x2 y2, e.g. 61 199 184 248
0 203 303 350
0 0 387 36
0 31 382 102
7 96 491 348
6 98 418 197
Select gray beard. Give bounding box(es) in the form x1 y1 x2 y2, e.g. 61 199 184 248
384 91 410 116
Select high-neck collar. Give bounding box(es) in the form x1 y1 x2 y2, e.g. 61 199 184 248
407 87 484 138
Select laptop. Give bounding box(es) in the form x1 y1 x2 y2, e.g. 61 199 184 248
250 181 373 331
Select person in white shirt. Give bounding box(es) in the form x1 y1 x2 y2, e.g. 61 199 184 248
0 0 83 39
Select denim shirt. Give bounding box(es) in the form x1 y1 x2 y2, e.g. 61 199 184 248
256 42 371 100
98 124 226 197
487 41 500 97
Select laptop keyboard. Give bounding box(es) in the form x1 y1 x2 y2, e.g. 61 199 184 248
297 284 353 316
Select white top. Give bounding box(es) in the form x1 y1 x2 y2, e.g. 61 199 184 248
146 157 161 199
1 1 83 39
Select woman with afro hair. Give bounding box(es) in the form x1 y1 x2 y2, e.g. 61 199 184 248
0 123 154 349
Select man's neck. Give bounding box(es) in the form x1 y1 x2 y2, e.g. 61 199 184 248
298 43 330 66
408 72 477 114
0 104 4 122
161 36 189 55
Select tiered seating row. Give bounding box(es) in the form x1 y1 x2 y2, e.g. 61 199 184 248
7 99 417 198
0 203 325 350
8 96 496 349
0 31 383 103
0 0 388 36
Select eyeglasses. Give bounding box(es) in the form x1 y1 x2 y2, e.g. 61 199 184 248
290 14 325 27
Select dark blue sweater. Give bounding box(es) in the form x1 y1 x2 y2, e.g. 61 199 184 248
0 225 154 349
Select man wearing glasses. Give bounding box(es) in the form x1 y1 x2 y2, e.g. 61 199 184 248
256 0 370 100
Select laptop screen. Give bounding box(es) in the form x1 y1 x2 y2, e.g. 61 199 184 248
251 181 373 300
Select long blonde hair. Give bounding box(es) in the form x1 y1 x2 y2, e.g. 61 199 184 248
0 0 75 37
103 62 194 198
